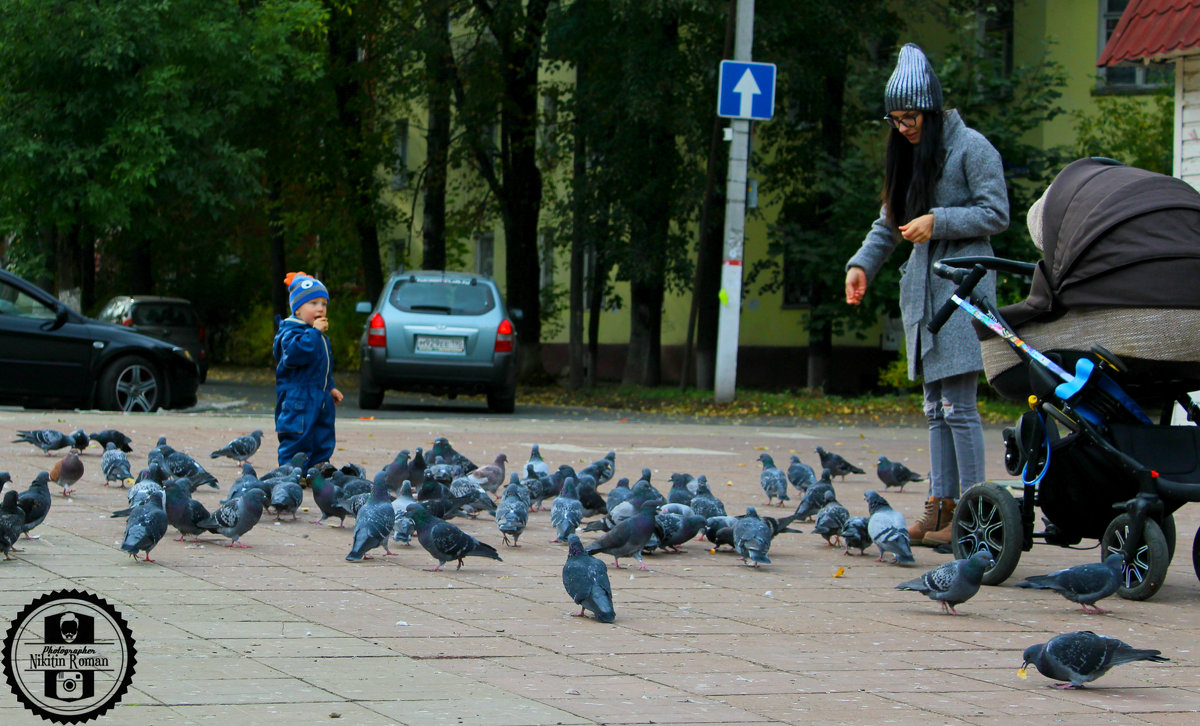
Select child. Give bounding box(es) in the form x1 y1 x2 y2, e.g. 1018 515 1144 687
273 272 343 466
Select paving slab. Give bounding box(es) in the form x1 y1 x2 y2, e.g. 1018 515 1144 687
1 407 1198 725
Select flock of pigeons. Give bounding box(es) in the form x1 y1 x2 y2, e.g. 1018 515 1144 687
1 425 1171 690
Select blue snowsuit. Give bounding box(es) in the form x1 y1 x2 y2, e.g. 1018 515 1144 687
273 316 336 466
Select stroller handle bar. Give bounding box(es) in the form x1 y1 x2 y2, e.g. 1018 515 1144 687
927 257 1038 335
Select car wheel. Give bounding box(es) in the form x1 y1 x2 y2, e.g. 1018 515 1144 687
97 356 162 412
487 388 516 414
359 388 384 410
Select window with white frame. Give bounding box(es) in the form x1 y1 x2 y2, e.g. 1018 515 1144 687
475 231 494 278
1099 0 1173 90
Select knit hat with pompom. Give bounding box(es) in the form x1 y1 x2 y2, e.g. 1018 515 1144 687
284 271 328 315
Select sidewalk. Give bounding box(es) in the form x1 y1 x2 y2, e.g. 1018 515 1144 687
2 409 1198 725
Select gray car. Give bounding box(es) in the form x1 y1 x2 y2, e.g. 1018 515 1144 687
95 296 210 382
356 271 519 413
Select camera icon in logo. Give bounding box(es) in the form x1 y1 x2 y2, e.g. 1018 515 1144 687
44 670 94 702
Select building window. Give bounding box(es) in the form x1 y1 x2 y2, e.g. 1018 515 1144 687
391 119 409 190
1098 0 1173 90
538 228 554 293
781 255 809 309
540 92 559 164
475 231 494 278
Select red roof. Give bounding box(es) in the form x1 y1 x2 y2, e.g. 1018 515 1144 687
1098 0 1200 66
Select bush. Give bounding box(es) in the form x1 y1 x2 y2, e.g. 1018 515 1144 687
220 302 362 372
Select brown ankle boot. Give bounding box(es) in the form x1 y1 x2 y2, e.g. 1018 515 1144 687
922 499 958 546
908 497 954 543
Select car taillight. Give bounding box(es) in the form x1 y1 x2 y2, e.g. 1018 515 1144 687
121 317 134 327
367 313 387 348
197 324 207 342
494 318 514 353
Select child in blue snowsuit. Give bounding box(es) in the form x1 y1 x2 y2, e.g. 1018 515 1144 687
273 272 343 466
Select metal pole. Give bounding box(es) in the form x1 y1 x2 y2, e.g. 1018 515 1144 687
714 0 754 403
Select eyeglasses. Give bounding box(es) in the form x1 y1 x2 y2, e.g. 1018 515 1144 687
883 112 920 130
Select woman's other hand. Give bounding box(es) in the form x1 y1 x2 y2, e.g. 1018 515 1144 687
898 213 934 244
845 266 867 305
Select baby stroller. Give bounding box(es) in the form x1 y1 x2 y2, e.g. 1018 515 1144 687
929 157 1200 600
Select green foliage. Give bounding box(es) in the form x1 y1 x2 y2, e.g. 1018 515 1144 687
221 301 362 373
1074 89 1174 174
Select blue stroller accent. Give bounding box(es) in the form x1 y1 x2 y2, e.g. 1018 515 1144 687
928 158 1200 600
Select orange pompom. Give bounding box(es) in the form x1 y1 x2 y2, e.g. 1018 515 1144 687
283 271 310 286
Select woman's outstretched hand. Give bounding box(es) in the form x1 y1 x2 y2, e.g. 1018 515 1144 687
899 213 934 244
845 266 867 305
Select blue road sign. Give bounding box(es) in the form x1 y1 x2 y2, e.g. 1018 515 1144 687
717 60 776 121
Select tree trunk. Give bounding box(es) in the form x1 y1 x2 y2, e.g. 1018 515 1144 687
78 226 95 312
421 0 452 271
623 279 664 386
269 187 289 319
808 58 847 391
567 63 588 390
586 240 607 388
807 316 832 392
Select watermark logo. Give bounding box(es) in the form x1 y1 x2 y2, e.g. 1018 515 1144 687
3 591 136 724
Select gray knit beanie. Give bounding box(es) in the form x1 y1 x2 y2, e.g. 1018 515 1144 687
885 43 943 112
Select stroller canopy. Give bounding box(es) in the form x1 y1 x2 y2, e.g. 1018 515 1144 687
1002 158 1200 329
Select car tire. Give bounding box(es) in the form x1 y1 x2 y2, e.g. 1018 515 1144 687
359 388 384 410
487 388 516 414
97 355 162 412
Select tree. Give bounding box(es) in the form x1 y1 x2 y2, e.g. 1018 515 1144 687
0 0 326 310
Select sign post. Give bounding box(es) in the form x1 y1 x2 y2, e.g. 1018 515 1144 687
714 0 772 403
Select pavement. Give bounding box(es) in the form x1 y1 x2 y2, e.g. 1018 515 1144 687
1 396 1199 726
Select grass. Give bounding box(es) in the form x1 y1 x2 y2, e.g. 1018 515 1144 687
210 365 1024 425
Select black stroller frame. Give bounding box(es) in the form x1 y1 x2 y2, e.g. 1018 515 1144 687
929 256 1200 600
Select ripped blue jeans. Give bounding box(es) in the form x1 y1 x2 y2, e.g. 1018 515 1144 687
923 372 987 499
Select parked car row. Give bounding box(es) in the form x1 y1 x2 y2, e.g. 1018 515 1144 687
0 270 201 412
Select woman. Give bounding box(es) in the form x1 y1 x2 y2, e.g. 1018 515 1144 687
845 44 1009 546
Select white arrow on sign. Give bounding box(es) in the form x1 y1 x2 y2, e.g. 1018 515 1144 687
732 69 761 118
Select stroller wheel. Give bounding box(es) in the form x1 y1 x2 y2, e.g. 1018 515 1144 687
1102 514 1170 601
950 483 1022 586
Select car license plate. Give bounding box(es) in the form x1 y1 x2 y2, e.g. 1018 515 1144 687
415 335 465 353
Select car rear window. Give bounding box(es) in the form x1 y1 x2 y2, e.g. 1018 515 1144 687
132 303 198 326
388 279 495 315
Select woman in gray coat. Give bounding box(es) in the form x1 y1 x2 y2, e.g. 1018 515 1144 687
845 44 1009 546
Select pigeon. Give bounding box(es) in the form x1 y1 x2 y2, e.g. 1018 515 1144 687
448 474 497 518
688 476 726 519
1 490 26 560
429 437 477 473
583 477 663 532
158 445 219 489
380 449 414 493
605 477 634 514
793 473 835 521
816 445 864 480
840 515 873 556
111 480 166 517
579 451 616 486
495 480 530 547
346 476 395 561
865 489 914 564
787 455 817 493
89 429 133 453
17 472 52 539
562 534 615 623
163 480 215 542
659 513 708 552
269 480 304 521
407 502 502 571
308 468 350 527
667 473 695 506
210 430 264 465
263 452 308 481
757 453 789 507
575 473 607 518
585 500 659 570
876 456 924 492
469 453 508 496
49 450 84 496
1021 631 1168 689
812 498 850 547
13 429 79 456
733 506 773 566
1015 554 1125 614
424 455 462 485
704 515 739 550
896 550 994 614
551 477 585 542
525 444 551 479
197 489 268 547
120 493 169 562
100 443 134 487
392 511 415 544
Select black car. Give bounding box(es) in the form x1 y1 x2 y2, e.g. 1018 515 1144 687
0 269 200 412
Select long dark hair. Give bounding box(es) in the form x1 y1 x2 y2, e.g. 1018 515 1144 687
883 111 945 231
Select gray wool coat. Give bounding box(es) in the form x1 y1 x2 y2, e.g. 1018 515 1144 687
847 110 1009 382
